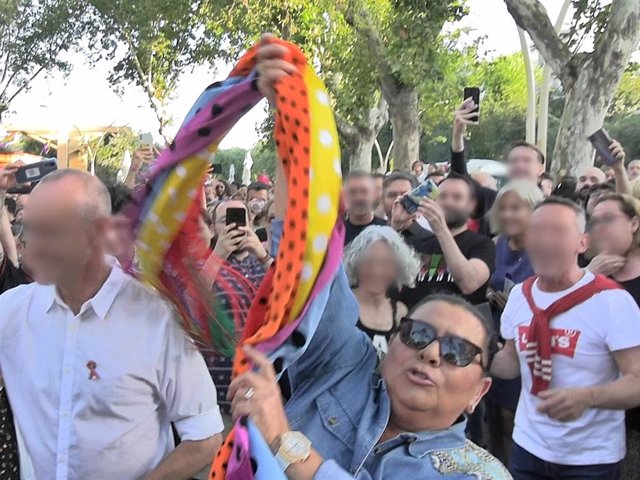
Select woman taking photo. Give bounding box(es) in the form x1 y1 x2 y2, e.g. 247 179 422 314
344 225 420 359
589 193 640 476
485 180 544 464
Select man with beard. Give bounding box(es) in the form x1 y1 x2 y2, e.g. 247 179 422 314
391 173 495 309
342 170 386 245
576 166 606 200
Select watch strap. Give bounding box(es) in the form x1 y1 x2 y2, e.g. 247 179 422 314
275 451 292 472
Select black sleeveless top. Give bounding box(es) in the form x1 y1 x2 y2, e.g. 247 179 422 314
356 300 398 359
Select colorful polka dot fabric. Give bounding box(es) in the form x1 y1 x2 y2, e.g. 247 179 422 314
128 38 344 480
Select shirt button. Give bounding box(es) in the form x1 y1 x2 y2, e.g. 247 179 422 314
58 455 65 463
327 417 338 427
62 411 70 418
63 368 70 374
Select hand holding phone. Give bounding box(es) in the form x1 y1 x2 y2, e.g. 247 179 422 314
588 129 617 165
0 163 21 191
138 132 154 148
463 87 480 121
401 179 439 214
225 207 247 229
15 159 57 184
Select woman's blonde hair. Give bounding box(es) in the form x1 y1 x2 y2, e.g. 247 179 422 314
343 225 421 288
489 180 545 234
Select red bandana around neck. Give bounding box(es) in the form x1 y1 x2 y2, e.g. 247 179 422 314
521 273 620 394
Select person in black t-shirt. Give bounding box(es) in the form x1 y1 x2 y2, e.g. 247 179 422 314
342 170 386 245
391 173 495 309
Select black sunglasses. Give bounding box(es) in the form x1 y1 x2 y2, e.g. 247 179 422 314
398 318 483 368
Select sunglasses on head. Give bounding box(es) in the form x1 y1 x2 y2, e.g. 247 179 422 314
398 318 484 368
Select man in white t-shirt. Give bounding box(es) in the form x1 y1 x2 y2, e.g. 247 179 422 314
491 197 640 480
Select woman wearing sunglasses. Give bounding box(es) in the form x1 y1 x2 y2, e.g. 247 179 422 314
229 288 510 479
224 37 510 480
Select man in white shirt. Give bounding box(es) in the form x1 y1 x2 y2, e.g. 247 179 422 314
0 169 223 480
491 197 640 480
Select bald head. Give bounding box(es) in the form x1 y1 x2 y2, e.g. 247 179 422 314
35 169 111 223
470 171 497 191
23 169 113 286
577 166 606 195
628 160 640 181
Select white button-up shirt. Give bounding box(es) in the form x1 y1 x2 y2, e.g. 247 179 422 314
0 258 223 480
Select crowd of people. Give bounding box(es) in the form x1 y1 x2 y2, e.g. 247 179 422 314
0 39 640 480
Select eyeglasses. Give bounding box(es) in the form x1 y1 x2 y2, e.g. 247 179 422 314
588 213 629 230
398 318 483 368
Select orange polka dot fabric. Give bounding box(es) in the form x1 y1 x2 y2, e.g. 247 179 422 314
210 39 343 479
132 35 342 480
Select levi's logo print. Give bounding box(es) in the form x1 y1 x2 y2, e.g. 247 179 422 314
518 326 581 358
417 254 452 283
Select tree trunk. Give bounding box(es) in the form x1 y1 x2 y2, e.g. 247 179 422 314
504 0 640 175
518 27 537 143
337 97 388 172
550 68 608 176
345 135 376 171
537 0 572 159
387 86 420 172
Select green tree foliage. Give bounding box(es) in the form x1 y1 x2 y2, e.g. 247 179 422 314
0 0 78 120
608 63 640 117
212 144 277 185
212 147 245 183
78 0 215 140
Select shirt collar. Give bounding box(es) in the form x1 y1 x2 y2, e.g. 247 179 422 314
374 374 468 458
44 256 127 320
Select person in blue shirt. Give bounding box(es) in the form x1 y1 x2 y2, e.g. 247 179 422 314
485 180 543 464
223 38 512 480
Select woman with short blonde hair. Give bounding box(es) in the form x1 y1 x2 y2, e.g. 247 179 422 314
485 180 543 464
488 180 545 235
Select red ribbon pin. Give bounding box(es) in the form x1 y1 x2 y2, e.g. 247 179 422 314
86 361 100 380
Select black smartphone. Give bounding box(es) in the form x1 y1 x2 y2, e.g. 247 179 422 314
463 87 480 120
226 207 247 229
211 163 223 174
588 129 616 165
15 159 58 184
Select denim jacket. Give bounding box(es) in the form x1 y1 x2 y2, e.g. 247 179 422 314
269 220 512 480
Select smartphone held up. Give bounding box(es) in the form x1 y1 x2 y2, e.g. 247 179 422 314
401 179 440 214
15 159 58 184
225 207 247 229
463 87 480 121
588 129 617 165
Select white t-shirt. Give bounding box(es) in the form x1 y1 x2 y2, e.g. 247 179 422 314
501 270 640 465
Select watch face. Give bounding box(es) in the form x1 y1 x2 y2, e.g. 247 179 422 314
282 431 311 459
